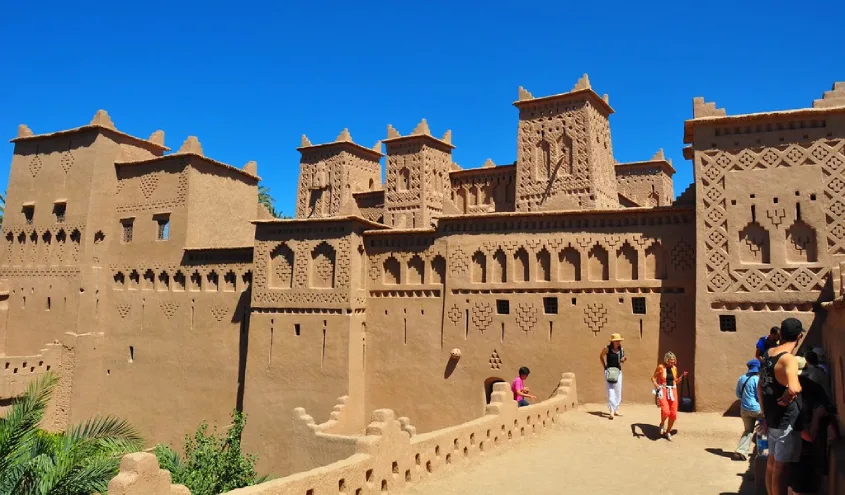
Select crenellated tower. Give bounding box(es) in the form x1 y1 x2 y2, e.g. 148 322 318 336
382 119 454 228
295 130 383 219
513 74 618 211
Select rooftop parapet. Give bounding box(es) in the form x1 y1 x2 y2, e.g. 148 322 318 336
297 128 383 159
382 119 454 151
11 109 169 153
513 73 614 115
615 148 675 175
684 82 845 145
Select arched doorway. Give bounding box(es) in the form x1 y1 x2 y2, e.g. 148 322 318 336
484 377 506 404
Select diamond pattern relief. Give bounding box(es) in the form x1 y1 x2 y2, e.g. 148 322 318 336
769 270 788 289
812 145 830 162
744 271 764 290
761 149 780 166
29 155 43 177
829 177 845 194
60 150 74 174
704 165 723 181
738 150 756 168
786 147 804 165
447 304 462 325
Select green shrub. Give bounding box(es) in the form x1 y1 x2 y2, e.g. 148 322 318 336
154 410 270 495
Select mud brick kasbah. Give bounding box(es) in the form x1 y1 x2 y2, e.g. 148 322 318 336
1 75 844 477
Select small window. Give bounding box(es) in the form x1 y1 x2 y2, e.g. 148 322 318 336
496 300 510 315
121 219 134 244
632 297 646 315
53 202 66 223
543 297 558 314
571 297 577 305
155 214 170 241
719 315 736 332
22 205 34 225
294 323 301 336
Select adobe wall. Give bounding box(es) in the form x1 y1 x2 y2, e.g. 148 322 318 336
243 218 370 475
108 374 577 495
363 208 695 432
688 100 845 412
186 161 258 249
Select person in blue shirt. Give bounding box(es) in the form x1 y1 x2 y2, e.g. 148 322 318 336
733 359 763 461
755 327 779 359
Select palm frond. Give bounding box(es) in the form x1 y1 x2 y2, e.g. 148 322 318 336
0 372 59 478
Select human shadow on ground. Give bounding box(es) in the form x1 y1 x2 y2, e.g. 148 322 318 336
717 459 757 494
706 448 738 459
587 411 609 419
630 423 676 440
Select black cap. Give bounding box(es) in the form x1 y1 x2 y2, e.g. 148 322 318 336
780 318 804 340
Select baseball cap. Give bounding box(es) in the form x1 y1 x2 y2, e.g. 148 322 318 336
779 318 804 340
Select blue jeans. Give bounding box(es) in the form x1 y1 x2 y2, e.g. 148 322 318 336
518 399 530 407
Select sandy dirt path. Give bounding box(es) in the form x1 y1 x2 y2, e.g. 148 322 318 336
402 403 755 495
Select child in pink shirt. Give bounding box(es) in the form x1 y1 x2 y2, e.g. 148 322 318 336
512 366 537 407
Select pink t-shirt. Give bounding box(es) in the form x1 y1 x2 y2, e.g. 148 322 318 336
512 377 524 401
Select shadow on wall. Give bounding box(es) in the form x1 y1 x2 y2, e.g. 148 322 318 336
234 288 251 412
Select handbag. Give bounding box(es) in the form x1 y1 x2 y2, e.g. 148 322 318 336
606 367 621 383
680 376 694 412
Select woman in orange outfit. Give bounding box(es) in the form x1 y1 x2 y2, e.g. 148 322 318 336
651 351 688 440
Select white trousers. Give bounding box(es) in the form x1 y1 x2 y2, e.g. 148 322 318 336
606 371 623 413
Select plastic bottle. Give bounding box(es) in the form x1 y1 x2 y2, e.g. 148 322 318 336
756 421 768 455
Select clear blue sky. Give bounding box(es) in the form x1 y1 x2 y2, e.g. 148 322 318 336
1 1 842 216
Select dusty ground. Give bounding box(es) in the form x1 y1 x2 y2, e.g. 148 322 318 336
402 403 755 495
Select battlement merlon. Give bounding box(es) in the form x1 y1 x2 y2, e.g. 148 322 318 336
11 109 170 155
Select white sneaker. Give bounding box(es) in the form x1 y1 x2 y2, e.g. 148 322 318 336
666 431 672 441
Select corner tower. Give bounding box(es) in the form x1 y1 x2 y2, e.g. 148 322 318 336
382 119 454 228
513 74 618 211
295 130 383 219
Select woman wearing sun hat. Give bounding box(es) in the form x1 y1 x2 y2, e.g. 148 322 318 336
599 333 627 419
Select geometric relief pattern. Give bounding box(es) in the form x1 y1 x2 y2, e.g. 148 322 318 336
211 305 228 322
584 302 607 335
471 302 493 333
160 301 179 319
701 140 845 292
448 304 462 325
659 302 676 334
729 266 828 293
116 303 131 319
515 303 537 333
489 349 503 370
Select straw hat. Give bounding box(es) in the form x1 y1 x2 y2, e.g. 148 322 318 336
609 333 624 342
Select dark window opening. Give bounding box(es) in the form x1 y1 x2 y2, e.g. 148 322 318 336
632 297 646 315
496 299 510 315
719 315 736 332
294 323 301 336
53 202 66 223
543 297 558 314
571 297 577 305
22 205 34 225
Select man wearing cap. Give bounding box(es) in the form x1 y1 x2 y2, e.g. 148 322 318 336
732 359 763 461
599 333 627 419
758 318 804 495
